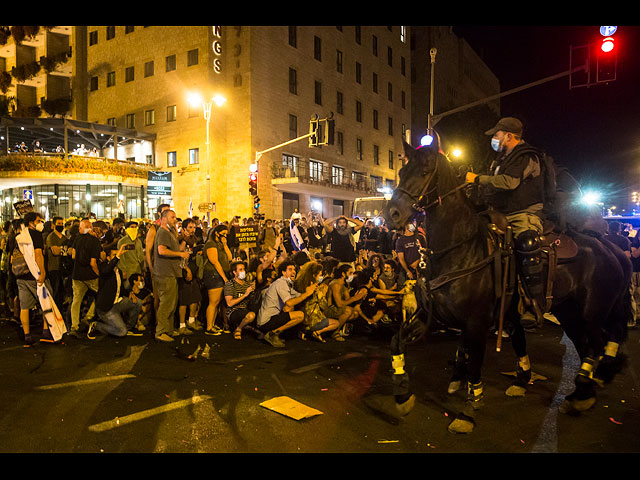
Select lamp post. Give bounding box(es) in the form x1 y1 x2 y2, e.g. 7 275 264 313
188 93 226 223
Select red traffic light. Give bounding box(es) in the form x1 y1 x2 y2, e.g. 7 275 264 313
601 37 615 53
249 173 258 182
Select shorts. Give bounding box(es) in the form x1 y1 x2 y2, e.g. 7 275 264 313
203 268 225 290
228 308 251 328
258 310 292 333
17 278 52 311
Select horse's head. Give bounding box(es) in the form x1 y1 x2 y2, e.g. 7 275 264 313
384 140 450 230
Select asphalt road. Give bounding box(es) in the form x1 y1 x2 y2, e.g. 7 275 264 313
0 316 639 454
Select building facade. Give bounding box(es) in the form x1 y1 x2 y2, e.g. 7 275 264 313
77 25 412 221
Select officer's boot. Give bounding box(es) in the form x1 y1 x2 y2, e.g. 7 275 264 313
515 229 545 323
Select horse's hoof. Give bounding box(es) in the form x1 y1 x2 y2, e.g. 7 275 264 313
395 394 415 416
559 396 596 414
448 415 475 434
447 380 462 394
505 385 527 397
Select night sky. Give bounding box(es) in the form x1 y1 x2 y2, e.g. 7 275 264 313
451 25 640 209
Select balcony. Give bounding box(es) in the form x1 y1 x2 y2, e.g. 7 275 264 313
271 158 378 198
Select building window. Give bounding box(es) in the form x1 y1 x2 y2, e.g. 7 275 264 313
373 144 379 165
126 113 135 129
90 76 98 91
289 68 297 95
336 91 343 115
332 165 344 185
288 26 297 47
106 26 115 40
309 160 323 182
125 66 134 83
313 36 322 61
389 150 395 170
355 62 361 84
314 81 322 105
166 54 176 72
188 102 200 118
355 26 361 45
168 151 177 167
107 118 116 126
356 101 362 123
356 138 363 160
282 153 298 176
372 72 378 93
144 109 155 126
400 25 407 43
167 105 177 122
372 35 378 56
373 109 378 129
387 82 392 102
401 56 406 76
187 49 199 66
387 46 393 67
107 71 116 87
336 50 343 73
89 30 98 46
125 26 134 34
401 90 406 109
288 114 297 140
189 148 199 165
144 61 154 78
388 116 393 136
371 175 382 192
337 131 344 155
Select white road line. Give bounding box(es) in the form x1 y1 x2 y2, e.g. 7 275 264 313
88 395 213 433
220 350 290 363
291 352 365 374
35 374 137 390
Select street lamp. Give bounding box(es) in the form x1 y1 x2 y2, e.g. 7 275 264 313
188 92 227 222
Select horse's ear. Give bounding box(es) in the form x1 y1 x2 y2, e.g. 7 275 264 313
402 139 415 155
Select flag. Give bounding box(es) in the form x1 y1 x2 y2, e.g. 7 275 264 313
290 219 308 253
188 198 193 218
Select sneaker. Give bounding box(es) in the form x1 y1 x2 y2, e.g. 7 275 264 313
264 331 285 347
167 330 180 337
67 327 81 338
126 329 144 337
187 321 202 331
205 327 222 336
40 329 55 343
23 334 34 347
135 322 147 332
155 333 174 342
87 322 105 340
177 327 194 336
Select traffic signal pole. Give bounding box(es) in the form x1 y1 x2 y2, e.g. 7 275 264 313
430 63 588 127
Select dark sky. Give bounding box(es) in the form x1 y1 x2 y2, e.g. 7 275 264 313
451 25 640 207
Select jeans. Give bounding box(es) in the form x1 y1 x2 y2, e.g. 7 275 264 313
153 275 178 336
96 297 143 336
71 278 99 329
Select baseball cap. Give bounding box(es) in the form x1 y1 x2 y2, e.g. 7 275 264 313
484 117 523 136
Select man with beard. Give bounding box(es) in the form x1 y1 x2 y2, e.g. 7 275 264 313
323 215 364 264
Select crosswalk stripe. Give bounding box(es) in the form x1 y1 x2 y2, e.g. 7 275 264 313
36 374 136 390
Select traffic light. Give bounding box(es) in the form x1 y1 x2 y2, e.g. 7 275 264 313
596 26 617 83
309 115 335 147
309 116 319 147
249 171 258 196
322 118 335 146
253 195 261 210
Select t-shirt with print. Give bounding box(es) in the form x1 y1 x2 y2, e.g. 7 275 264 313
224 278 250 318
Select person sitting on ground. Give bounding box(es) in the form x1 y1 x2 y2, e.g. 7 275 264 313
87 245 143 340
256 259 316 347
324 263 366 341
296 260 340 342
224 260 256 340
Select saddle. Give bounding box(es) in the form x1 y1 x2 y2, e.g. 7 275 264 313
483 210 578 318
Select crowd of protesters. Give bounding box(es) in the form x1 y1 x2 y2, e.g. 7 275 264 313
0 204 432 348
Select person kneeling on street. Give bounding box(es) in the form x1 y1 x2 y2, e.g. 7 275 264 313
87 245 143 340
256 260 316 347
224 260 256 340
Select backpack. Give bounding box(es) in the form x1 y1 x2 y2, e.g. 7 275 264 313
11 246 30 277
516 146 557 205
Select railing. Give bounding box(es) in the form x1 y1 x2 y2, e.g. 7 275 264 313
0 153 154 179
271 158 378 195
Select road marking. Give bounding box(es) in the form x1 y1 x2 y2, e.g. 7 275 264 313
35 374 136 390
220 350 289 363
291 352 365 374
88 395 212 433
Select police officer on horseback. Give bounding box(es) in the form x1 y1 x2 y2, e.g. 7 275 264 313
465 117 547 319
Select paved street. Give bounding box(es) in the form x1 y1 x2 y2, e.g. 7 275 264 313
0 317 639 453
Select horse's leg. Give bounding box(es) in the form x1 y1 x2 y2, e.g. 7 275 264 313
390 325 415 416
594 288 630 385
448 337 468 394
448 321 488 433
505 298 533 397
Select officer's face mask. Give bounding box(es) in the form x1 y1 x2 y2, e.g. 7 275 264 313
491 137 501 152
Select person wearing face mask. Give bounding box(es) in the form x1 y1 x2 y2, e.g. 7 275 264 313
14 212 56 345
224 261 256 340
116 221 145 280
465 116 549 317
45 216 69 312
395 221 426 285
325 263 366 341
69 219 103 337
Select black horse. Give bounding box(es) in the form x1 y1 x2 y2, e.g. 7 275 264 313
384 140 630 433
